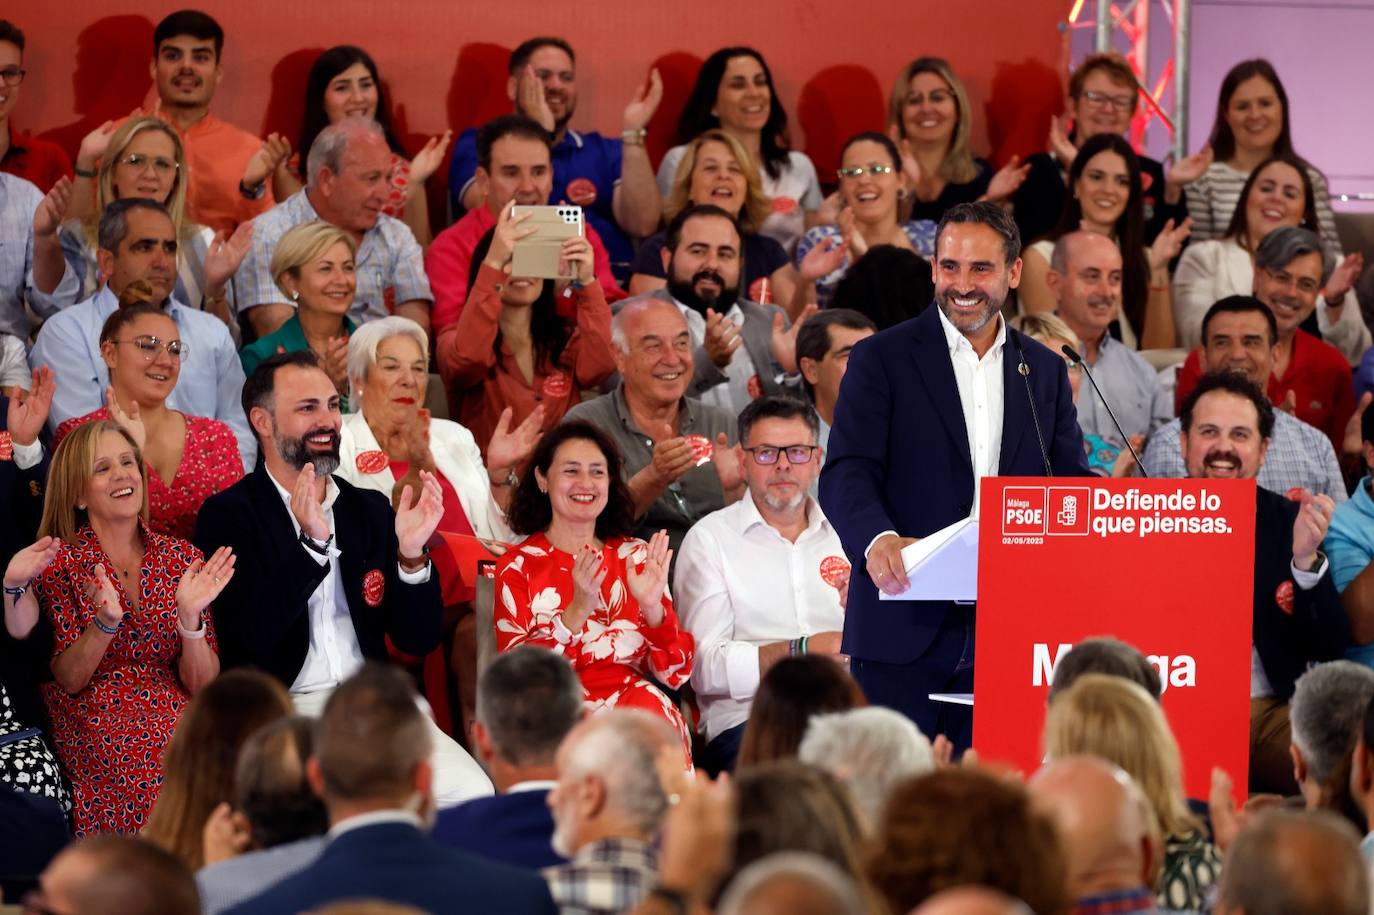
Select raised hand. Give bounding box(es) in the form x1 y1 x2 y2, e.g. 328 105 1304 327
176 546 236 627
33 175 73 238
483 201 537 271
1166 145 1213 189
409 130 453 186
703 308 743 368
203 220 255 292
86 565 124 628
518 65 556 132
1343 391 1373 456
243 133 292 190
1047 115 1077 167
650 424 696 488
1325 252 1366 302
797 236 848 282
4 537 61 590
627 529 672 623
290 462 330 542
1292 491 1335 569
623 68 663 131
77 120 119 172
889 131 922 190
984 154 1030 202
320 335 350 396
395 469 444 559
487 404 545 478
105 386 146 452
838 206 867 260
202 801 253 866
709 431 743 493
1278 389 1298 416
770 305 816 374
1146 217 1193 272
566 545 607 630
8 366 55 447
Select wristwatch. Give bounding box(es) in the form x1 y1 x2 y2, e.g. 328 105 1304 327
239 178 267 200
299 530 334 555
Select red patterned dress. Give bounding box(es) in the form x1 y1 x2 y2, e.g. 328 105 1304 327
495 533 695 758
55 410 243 541
35 527 217 835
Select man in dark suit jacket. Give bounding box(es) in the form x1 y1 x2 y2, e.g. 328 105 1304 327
433 647 583 868
226 664 556 915
194 351 492 805
1178 372 1350 795
820 202 1089 749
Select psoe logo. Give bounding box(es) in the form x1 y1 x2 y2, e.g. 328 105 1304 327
1047 487 1091 536
1002 487 1046 536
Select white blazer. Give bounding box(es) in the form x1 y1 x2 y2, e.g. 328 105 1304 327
338 410 513 542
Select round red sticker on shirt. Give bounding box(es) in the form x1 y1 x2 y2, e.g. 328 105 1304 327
0 431 12 462
771 196 798 215
1285 487 1308 503
748 277 773 305
685 434 714 466
542 371 572 398
566 178 598 206
1139 171 1154 194
1275 580 1295 615
363 569 386 608
356 450 389 475
820 556 851 588
747 374 764 400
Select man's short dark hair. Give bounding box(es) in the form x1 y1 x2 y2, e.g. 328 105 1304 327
1047 637 1161 703
317 663 430 801
664 203 740 254
476 114 551 173
935 200 1022 265
509 37 575 76
98 198 173 254
1199 294 1278 348
476 647 583 766
240 350 321 423
738 395 820 447
153 10 224 58
64 835 200 915
0 20 24 53
1254 225 1334 287
795 309 876 400
1180 372 1275 441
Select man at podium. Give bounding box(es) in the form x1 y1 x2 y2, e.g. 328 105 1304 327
820 202 1089 749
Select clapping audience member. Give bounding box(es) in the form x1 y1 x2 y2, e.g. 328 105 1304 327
1042 673 1221 909
32 198 253 471
233 117 433 338
675 396 847 774
4 420 230 835
0 168 77 382
143 669 292 869
196 716 330 915
1289 661 1374 832
1045 636 1162 702
1327 408 1374 666
1018 135 1189 350
795 131 935 308
193 351 493 805
565 297 742 553
865 767 1071 915
223 664 556 915
433 647 583 868
631 131 796 307
826 244 934 330
715 853 866 915
659 47 822 254
0 21 73 191
60 117 251 332
794 309 876 457
1214 809 1368 915
449 37 662 279
54 282 243 539
496 421 695 759
439 204 615 449
543 709 679 915
736 655 865 768
273 46 451 247
31 835 200 915
798 707 935 830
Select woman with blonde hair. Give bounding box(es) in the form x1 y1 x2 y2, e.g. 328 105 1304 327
629 129 796 307
1042 672 1221 912
60 117 252 334
887 56 1029 224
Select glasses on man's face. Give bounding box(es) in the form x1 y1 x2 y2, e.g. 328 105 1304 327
837 164 894 180
742 444 816 465
1081 89 1134 112
116 335 187 361
0 67 25 87
118 153 179 177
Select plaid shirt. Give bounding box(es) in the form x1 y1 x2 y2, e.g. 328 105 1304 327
0 173 79 341
1142 410 1347 503
542 837 657 915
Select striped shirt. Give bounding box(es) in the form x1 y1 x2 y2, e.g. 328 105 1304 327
1185 160 1343 257
543 837 657 915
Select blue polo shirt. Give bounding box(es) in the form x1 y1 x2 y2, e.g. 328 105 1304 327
1326 475 1374 667
447 127 630 280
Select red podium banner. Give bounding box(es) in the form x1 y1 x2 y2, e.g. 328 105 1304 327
972 477 1256 799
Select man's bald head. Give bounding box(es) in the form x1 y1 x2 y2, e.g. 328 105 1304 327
716 852 865 915
1047 231 1124 344
910 887 1034 915
1216 809 1367 915
1029 756 1158 900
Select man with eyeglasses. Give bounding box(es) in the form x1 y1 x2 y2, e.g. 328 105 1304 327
0 21 73 192
675 395 847 775
30 198 253 470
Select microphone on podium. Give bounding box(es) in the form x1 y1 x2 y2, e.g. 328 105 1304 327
1010 328 1053 476
1061 344 1148 478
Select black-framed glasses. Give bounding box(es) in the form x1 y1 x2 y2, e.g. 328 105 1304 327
115 335 187 361
836 164 894 179
0 67 26 87
118 153 179 176
1081 89 1135 111
742 444 817 465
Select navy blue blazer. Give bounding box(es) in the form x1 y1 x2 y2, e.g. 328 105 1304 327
193 469 443 686
223 821 557 915
820 305 1089 665
432 787 567 869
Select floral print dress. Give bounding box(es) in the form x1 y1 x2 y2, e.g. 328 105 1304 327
495 533 695 758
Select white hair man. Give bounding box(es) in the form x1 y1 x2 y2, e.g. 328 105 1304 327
798 706 934 828
715 852 866 915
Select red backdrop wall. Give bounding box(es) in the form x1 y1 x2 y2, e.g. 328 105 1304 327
16 1 1067 218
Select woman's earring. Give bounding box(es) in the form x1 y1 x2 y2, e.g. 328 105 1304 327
290 290 300 302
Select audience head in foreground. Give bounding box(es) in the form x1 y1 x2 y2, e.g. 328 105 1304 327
736 655 866 767
798 706 934 830
1215 808 1367 915
35 835 199 915
715 852 867 915
1289 660 1374 832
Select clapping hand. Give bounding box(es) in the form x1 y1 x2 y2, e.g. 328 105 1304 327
395 469 444 559
8 366 55 447
85 565 124 629
290 462 330 542
566 545 608 630
518 65 556 133
1166 145 1213 189
77 119 120 172
1325 252 1366 303
797 236 848 283
487 405 545 480
203 221 255 293
1292 491 1335 570
4 537 61 591
984 155 1031 202
1147 217 1193 272
622 68 663 132
33 176 73 238
627 530 672 624
105 386 146 452
409 130 453 186
770 305 816 374
703 308 743 368
320 335 350 396
1047 115 1077 167
176 546 236 628
838 206 867 260
708 432 743 494
1343 391 1373 456
649 425 696 488
243 133 292 190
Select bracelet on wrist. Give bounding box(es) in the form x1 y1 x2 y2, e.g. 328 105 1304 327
621 127 648 145
399 545 431 571
74 165 98 179
3 582 29 599
299 530 334 555
490 467 519 488
93 615 120 636
178 616 207 639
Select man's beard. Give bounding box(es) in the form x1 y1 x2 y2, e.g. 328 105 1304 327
936 286 1004 336
667 268 740 316
274 423 341 475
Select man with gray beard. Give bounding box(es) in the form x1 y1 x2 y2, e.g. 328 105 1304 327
675 395 848 774
194 350 494 806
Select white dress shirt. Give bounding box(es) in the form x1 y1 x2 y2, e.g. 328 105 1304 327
937 305 1006 519
675 298 759 415
265 467 428 695
675 495 847 741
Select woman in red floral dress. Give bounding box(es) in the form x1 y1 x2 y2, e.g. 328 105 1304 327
2 421 234 835
495 421 694 760
54 291 243 541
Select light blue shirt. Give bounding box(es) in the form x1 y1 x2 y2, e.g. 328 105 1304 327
1326 475 1374 667
29 286 254 471
0 172 80 341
